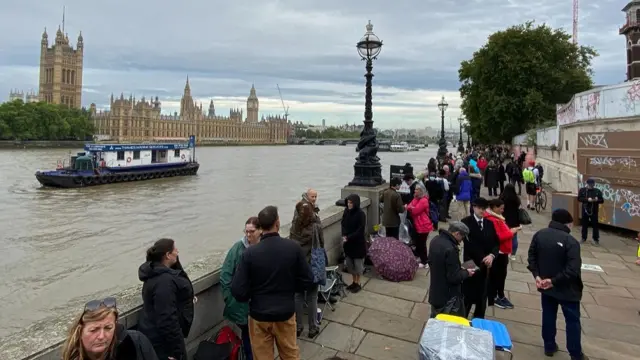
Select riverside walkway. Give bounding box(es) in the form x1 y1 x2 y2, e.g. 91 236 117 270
289 189 640 360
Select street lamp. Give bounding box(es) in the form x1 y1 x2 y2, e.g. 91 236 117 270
349 20 385 187
467 132 472 151
437 96 448 162
457 116 465 154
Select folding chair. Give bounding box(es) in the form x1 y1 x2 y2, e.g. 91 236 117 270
471 318 513 360
318 278 337 312
326 265 348 299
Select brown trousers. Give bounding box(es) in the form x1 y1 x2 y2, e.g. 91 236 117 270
249 314 300 360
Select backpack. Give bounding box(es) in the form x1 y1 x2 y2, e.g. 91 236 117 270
535 164 544 180
522 168 535 184
425 176 444 202
193 325 242 360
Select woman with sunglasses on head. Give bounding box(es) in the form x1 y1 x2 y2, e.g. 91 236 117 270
138 239 195 360
220 217 262 360
61 297 158 360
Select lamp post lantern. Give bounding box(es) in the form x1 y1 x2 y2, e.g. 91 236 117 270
436 96 448 162
457 116 465 154
349 20 385 187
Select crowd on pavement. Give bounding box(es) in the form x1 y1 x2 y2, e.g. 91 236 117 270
58 145 613 360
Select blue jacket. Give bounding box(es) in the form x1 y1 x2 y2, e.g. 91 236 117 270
455 171 472 201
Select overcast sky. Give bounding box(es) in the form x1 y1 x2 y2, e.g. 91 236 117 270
0 0 627 129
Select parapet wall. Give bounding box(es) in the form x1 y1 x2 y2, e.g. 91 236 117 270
2 198 370 360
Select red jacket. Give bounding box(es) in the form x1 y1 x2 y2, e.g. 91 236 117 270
407 196 433 234
484 211 513 254
478 158 488 172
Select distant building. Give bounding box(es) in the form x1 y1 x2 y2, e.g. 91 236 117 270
90 79 290 145
38 26 83 108
7 89 38 103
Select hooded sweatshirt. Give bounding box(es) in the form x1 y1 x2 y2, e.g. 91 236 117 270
341 194 367 259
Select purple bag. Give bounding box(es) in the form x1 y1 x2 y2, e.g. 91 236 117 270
368 237 418 282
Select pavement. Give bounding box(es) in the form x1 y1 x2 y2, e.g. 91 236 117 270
282 188 640 360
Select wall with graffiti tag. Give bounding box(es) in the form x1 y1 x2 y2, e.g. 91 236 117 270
577 131 640 230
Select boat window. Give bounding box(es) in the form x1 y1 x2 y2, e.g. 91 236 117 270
117 151 125 161
133 150 141 160
174 149 180 157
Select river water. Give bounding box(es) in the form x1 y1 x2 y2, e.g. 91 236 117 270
0 144 438 338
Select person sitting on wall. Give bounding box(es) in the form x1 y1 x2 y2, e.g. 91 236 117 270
577 178 604 246
60 297 158 360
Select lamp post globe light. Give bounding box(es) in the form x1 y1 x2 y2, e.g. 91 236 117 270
437 96 448 162
349 20 385 187
457 116 465 154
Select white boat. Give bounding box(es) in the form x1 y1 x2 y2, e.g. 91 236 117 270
390 142 410 152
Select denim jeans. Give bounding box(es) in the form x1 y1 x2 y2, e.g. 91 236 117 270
540 294 582 358
511 233 518 256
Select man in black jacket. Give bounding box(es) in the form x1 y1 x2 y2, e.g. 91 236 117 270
577 178 604 245
231 205 313 360
461 197 499 319
527 209 587 360
428 221 475 318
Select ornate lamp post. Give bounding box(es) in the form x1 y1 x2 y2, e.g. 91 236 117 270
436 96 448 162
467 132 472 151
349 21 385 187
457 116 465 154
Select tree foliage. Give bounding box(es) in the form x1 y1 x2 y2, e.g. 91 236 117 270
459 21 597 143
0 100 94 141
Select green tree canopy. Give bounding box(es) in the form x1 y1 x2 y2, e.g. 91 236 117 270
459 21 597 143
0 100 94 141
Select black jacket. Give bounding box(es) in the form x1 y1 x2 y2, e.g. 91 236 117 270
341 194 367 259
461 215 500 267
527 221 583 302
114 324 159 360
501 197 521 228
427 230 469 308
138 261 194 360
231 232 313 322
577 187 604 216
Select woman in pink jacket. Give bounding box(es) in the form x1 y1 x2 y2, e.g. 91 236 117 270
406 182 433 268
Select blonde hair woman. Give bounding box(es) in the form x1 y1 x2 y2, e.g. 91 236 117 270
61 297 158 360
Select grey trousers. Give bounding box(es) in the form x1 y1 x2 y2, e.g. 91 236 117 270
295 284 319 331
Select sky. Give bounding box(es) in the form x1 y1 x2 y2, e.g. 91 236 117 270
0 0 628 129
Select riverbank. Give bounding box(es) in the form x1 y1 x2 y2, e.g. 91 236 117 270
0 140 288 149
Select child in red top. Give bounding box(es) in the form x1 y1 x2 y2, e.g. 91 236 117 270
484 198 522 309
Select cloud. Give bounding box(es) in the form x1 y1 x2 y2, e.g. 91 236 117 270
0 0 628 129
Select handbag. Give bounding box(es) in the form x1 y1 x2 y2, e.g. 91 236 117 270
518 208 532 225
310 224 327 286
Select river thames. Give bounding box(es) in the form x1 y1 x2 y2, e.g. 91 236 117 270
0 144 438 338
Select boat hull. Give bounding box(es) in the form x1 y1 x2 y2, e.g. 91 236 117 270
35 163 200 188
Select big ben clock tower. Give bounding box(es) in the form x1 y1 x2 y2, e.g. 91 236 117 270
246 84 259 123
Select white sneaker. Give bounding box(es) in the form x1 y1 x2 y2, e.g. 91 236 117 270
510 255 517 261
418 263 425 268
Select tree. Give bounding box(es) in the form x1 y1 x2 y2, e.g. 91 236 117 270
459 21 597 143
0 100 94 140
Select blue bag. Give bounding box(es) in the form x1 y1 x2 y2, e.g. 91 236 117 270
310 224 327 286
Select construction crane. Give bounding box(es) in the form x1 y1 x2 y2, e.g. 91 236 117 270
573 0 579 45
276 84 289 121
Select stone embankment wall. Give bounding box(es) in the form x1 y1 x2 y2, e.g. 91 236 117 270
2 197 371 360
0 140 287 149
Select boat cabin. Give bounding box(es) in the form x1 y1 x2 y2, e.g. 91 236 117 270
83 140 194 168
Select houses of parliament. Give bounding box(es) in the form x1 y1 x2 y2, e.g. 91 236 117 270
34 24 290 145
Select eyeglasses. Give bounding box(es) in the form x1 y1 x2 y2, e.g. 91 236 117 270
244 229 256 234
84 297 117 312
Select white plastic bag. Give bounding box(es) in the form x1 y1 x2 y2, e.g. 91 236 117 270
399 212 411 245
378 225 386 237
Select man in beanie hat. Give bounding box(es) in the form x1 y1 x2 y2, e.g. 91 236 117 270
527 208 587 360
427 221 476 318
577 178 603 245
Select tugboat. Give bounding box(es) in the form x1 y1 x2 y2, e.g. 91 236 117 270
35 136 200 188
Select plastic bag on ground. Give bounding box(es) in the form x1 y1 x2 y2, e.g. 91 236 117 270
398 212 411 245
419 319 495 360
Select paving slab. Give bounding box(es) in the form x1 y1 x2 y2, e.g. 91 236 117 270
627 287 640 299
592 293 640 310
492 306 566 330
321 302 364 326
353 308 425 343
582 303 640 326
581 318 640 346
335 351 373 360
298 339 338 360
582 335 640 360
504 279 530 294
314 322 366 353
601 274 640 289
497 342 572 360
341 290 414 317
410 302 431 321
354 333 417 360
583 282 635 298
363 277 427 302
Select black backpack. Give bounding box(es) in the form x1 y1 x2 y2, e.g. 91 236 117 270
425 176 444 202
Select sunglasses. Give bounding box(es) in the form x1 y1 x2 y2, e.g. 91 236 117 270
84 297 117 312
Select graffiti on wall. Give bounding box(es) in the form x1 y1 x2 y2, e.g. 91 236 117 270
536 126 559 147
557 80 640 126
577 131 640 230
